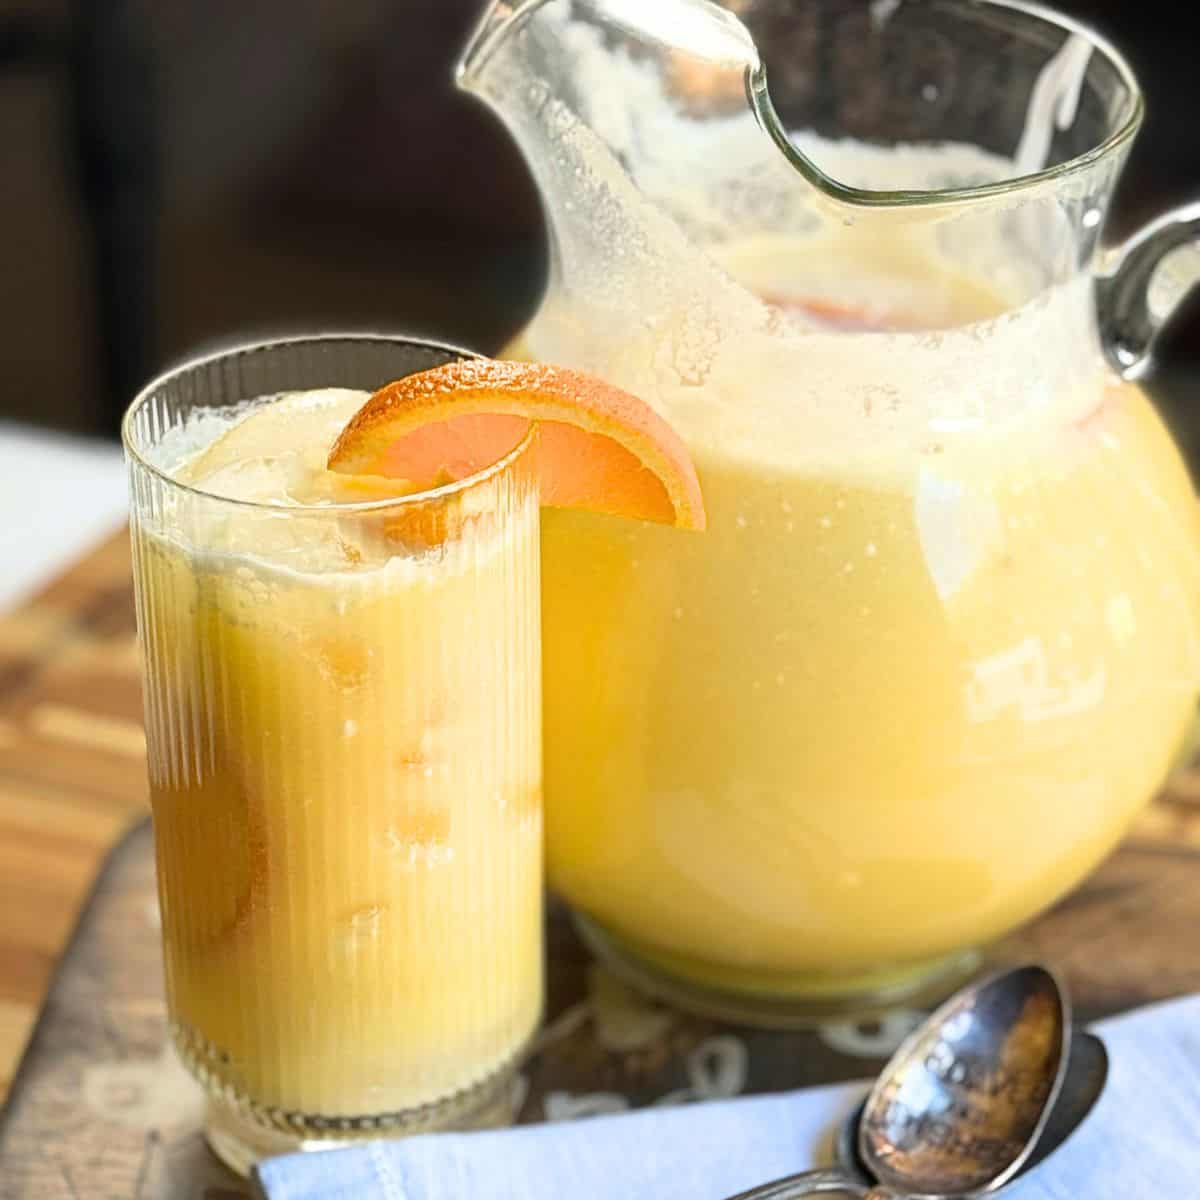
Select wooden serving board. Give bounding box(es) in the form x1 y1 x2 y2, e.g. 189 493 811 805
0 530 150 1102
1 530 1199 1198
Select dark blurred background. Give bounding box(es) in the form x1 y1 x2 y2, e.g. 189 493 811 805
1 0 1197 441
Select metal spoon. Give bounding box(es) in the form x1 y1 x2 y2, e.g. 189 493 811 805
833 1030 1109 1192
726 964 1070 1198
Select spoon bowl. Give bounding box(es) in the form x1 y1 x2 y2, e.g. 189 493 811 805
835 1030 1109 1189
860 964 1069 1195
726 965 1076 1200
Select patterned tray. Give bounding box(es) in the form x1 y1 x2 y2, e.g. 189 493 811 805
2 812 1200 1199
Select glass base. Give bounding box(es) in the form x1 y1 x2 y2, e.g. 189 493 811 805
204 1064 522 1177
573 914 983 1027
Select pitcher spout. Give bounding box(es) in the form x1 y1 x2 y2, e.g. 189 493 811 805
454 0 791 388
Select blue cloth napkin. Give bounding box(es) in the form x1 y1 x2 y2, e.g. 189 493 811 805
256 994 1200 1200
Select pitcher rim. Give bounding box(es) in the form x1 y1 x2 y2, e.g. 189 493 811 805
457 0 1145 211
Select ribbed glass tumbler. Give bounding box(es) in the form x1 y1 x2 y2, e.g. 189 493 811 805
122 336 543 1175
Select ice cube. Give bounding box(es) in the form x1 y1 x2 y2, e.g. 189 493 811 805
190 455 304 504
178 388 368 486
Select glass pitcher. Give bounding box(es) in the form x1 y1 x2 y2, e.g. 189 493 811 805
457 0 1200 1023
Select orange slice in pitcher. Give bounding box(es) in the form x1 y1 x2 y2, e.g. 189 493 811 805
327 360 706 530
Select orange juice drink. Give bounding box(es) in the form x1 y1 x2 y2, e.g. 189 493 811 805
530 240 1200 1011
124 340 542 1173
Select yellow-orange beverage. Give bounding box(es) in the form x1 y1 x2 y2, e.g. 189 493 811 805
125 346 542 1171
531 238 1200 1004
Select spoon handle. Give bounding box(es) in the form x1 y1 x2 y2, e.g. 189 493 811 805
724 1167 871 1198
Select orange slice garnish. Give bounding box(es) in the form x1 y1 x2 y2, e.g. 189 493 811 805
155 759 268 953
328 360 706 530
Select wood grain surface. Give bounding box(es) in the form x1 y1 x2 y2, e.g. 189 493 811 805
0 529 148 1102
0 529 1198 1198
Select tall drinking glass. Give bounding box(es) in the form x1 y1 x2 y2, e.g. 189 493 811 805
123 336 542 1174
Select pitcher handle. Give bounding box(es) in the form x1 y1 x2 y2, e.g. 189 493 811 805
1097 200 1200 379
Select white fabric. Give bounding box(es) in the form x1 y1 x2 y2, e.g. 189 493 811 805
257 995 1200 1200
0 422 127 610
